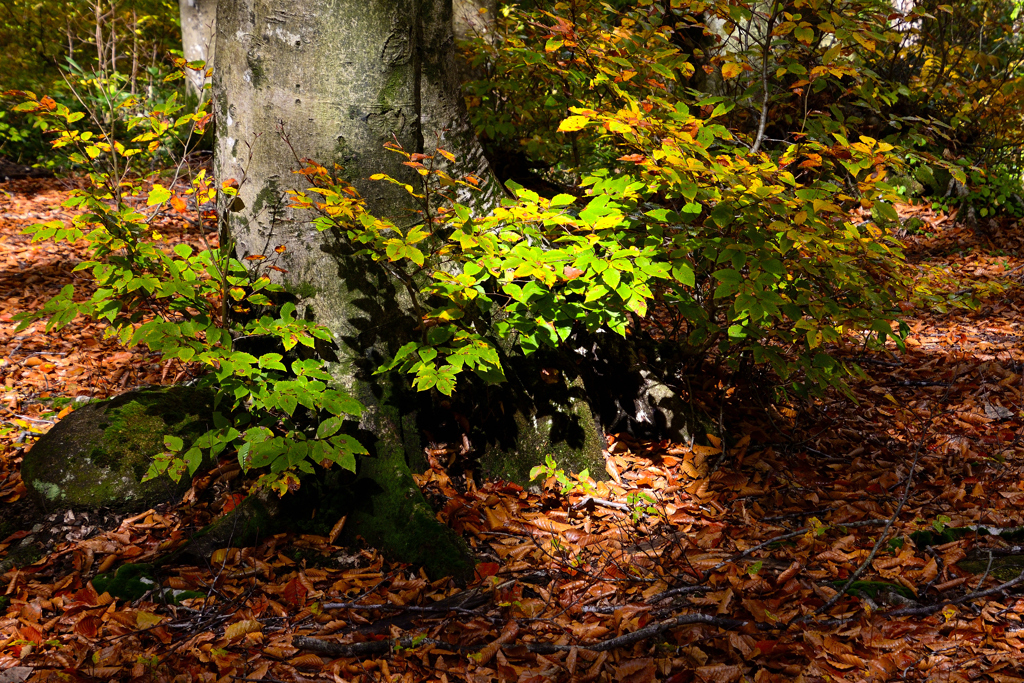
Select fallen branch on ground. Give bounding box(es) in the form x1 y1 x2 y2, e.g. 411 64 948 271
294 612 758 658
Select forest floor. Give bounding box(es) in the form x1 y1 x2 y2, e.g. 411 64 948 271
1 176 1024 683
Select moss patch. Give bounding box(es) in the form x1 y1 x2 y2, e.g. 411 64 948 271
957 554 1024 582
479 401 605 485
21 386 213 513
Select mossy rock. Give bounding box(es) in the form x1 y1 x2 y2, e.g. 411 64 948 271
474 365 606 487
478 396 606 486
957 554 1024 582
21 386 214 513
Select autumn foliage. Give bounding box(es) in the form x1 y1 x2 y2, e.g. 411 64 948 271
3 0 1024 681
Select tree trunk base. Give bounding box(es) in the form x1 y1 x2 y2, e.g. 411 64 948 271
475 380 606 486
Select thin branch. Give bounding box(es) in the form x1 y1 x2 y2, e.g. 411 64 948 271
885 567 1024 619
797 419 929 624
294 612 758 659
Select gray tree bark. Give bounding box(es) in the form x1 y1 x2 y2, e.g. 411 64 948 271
179 0 217 100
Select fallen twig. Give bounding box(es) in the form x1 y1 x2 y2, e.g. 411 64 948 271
798 410 930 624
294 612 757 658
572 495 629 512
885 567 1024 619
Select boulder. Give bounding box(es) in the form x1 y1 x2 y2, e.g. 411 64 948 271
21 386 213 513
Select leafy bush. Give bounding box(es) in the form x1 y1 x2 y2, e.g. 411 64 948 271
295 100 908 399
360 0 915 397
9 67 366 495
932 164 1024 221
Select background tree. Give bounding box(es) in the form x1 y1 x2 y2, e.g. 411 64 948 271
179 0 216 101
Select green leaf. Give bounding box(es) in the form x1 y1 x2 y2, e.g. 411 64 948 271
672 262 695 287
316 416 344 440
321 390 364 417
147 184 172 206
184 447 203 475
258 353 286 371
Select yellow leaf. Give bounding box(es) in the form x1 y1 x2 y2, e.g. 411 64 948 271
557 116 590 133
136 611 163 629
721 62 744 79
224 619 262 641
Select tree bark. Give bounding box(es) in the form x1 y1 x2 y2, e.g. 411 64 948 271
179 0 216 101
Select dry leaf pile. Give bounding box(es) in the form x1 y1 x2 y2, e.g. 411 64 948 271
1 180 1024 682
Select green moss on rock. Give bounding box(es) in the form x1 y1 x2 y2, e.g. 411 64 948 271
21 386 213 513
957 554 1024 582
479 396 605 486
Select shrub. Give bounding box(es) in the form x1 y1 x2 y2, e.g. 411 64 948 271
9 65 366 495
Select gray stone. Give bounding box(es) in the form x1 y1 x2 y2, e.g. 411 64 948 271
20 386 213 513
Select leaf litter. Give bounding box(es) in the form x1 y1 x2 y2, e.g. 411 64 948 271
1 179 1024 681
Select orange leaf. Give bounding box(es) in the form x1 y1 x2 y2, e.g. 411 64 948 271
328 515 347 545
477 621 519 666
721 62 744 79
222 493 245 513
170 195 187 213
289 654 324 669
474 562 500 581
615 658 655 683
695 664 746 683
283 576 308 608
74 615 101 638
19 624 43 645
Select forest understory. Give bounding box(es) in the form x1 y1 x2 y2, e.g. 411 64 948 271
1 176 1024 682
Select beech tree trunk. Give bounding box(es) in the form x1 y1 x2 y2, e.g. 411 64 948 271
212 0 607 576
179 0 217 100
